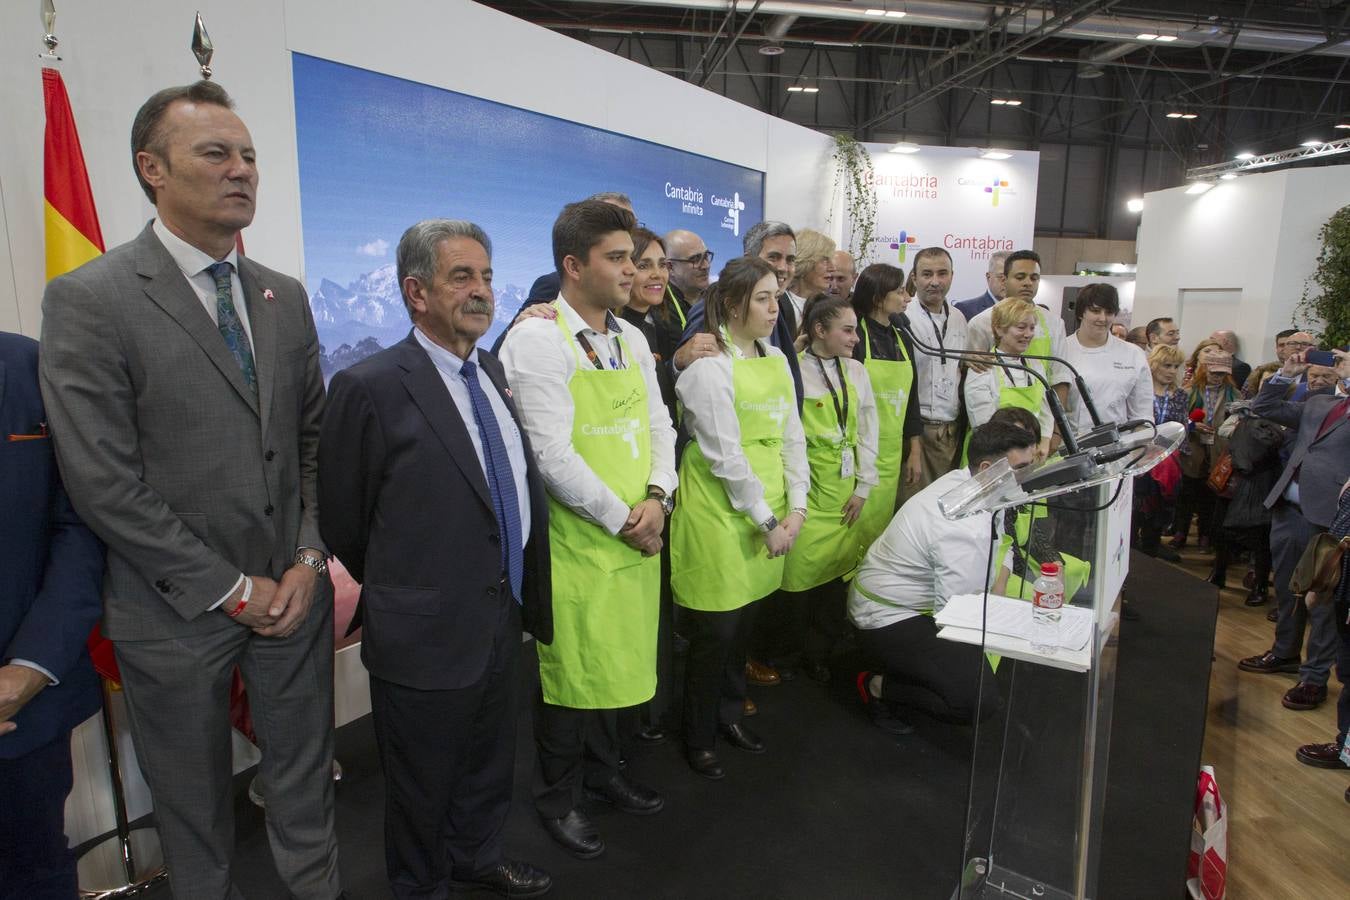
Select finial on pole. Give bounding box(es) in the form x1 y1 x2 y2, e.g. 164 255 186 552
40 0 60 59
192 12 214 79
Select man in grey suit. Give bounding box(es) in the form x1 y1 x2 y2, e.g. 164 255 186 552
39 81 342 899
1239 347 1350 713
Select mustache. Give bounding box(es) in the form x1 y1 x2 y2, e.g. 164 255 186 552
462 298 493 316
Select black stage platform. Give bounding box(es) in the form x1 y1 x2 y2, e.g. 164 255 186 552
137 551 1215 899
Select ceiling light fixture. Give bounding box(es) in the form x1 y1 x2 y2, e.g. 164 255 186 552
802 86 820 94
864 9 886 16
1181 113 1198 120
1165 112 1184 119
1185 181 1215 195
884 10 906 18
1220 172 1238 181
786 85 803 93
889 141 921 154
979 149 1012 160
1136 33 1159 41
1235 151 1255 160
1126 198 1145 213
1301 139 1324 146
1154 35 1178 43
1335 123 1350 130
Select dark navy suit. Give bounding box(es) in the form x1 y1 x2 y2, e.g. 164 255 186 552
1 331 105 899
953 290 997 323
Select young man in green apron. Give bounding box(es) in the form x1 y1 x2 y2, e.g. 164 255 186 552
500 201 678 861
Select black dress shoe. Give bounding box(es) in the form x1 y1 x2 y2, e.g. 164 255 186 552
1206 570 1227 589
867 700 915 735
1244 589 1268 607
686 748 725 780
806 662 831 684
1266 606 1279 622
1295 741 1349 770
718 722 765 753
540 809 604 859
634 725 667 745
584 773 665 815
450 860 553 897
1237 650 1300 674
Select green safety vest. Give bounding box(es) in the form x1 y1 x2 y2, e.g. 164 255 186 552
537 307 660 708
672 345 795 611
853 318 914 552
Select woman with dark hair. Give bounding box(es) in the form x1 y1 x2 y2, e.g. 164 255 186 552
780 294 880 682
670 256 809 779
850 263 923 548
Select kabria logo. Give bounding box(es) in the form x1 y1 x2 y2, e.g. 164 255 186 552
985 178 1010 207
889 231 918 263
712 191 746 236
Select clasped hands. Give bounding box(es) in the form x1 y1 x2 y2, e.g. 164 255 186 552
763 510 806 558
222 563 319 637
621 499 665 557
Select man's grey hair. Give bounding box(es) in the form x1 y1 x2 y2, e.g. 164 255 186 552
744 220 796 257
587 191 633 208
396 219 492 314
987 251 1011 274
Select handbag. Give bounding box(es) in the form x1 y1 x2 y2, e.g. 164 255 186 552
1206 450 1234 495
1186 765 1227 900
1289 532 1350 596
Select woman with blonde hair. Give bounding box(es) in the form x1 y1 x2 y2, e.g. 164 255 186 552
1133 344 1188 559
962 297 1053 459
787 229 836 325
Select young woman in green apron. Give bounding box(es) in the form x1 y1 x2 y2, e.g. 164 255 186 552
961 298 1054 462
781 295 880 682
671 257 810 780
849 264 923 550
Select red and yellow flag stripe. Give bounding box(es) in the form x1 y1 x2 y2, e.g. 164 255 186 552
43 67 104 280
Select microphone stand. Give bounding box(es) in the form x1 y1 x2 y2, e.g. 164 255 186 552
897 319 1098 491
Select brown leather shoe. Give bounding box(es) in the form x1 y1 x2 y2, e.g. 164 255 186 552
1295 741 1348 769
1266 606 1278 622
1282 681 1328 710
1236 650 1300 674
745 659 781 686
742 697 758 717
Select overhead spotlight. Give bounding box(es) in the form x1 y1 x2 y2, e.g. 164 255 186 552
786 85 804 93
1220 173 1238 181
979 149 1013 160
1165 112 1184 119
1154 35 1178 43
1185 181 1215 195
1004 99 1023 106
1136 33 1159 41
758 43 785 56
1235 151 1255 160
1335 123 1350 130
864 9 887 15
1301 138 1324 146
802 86 820 94
884 10 906 18
1126 198 1145 213
1181 113 1198 120
990 98 1007 105
889 141 921 154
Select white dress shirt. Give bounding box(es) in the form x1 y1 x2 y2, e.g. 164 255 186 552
908 302 968 422
676 341 810 526
963 354 1055 439
153 218 253 347
800 353 880 498
785 291 807 327
1063 333 1153 435
966 304 1070 386
500 295 677 536
848 468 998 630
413 328 531 541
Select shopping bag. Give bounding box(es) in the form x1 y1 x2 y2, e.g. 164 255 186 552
1185 765 1228 900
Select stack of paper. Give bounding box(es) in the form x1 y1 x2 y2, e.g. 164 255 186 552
935 593 1093 652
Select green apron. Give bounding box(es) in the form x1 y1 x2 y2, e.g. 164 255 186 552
672 345 794 611
783 354 868 591
854 319 914 552
998 504 1091 601
961 353 1046 465
1027 308 1054 381
665 284 689 330
537 309 660 709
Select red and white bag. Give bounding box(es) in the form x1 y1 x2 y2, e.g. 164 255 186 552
1186 765 1228 899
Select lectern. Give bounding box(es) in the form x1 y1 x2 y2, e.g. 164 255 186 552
938 422 1186 900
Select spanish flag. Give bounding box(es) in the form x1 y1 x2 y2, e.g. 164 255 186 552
43 67 104 279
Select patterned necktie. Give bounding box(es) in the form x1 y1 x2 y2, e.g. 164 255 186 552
460 358 524 603
207 262 257 397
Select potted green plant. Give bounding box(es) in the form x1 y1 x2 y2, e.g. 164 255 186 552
1298 204 1350 348
830 134 878 263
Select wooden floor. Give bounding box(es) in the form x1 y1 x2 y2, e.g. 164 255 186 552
1171 540 1349 899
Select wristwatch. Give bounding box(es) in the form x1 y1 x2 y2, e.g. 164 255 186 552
294 550 329 578
758 514 779 534
648 486 675 516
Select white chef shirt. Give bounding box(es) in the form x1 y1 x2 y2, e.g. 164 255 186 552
908 302 968 422
848 468 999 629
676 340 810 526
963 354 1055 440
499 295 677 535
966 304 1071 387
800 352 881 498
1063 333 1153 435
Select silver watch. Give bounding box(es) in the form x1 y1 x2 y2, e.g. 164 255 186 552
294 551 328 578
758 514 779 534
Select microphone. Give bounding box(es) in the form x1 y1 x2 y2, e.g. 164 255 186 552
897 319 1099 490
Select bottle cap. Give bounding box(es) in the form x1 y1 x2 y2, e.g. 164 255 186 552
1040 561 1061 576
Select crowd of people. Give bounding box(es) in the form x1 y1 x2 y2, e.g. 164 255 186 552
5 79 1350 900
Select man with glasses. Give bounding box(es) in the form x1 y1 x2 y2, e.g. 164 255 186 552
663 230 712 312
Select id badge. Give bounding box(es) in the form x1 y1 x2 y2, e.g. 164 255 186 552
840 448 856 479
935 375 956 401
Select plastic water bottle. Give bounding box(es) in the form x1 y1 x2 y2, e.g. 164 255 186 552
1031 561 1064 654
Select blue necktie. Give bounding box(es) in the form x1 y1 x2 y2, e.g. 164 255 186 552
207 262 257 397
460 358 524 603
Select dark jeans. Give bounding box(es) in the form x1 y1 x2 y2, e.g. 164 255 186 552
1337 624 1350 750
0 733 77 900
683 602 758 750
854 615 1001 724
533 703 622 819
782 579 851 668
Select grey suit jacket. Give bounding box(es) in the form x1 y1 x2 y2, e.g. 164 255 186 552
39 223 327 640
1253 374 1350 528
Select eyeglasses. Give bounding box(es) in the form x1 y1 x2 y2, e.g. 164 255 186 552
670 251 715 266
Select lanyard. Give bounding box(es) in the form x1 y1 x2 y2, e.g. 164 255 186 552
861 318 908 363
921 302 950 363
812 352 850 437
575 331 624 370
1153 391 1171 424
996 352 1030 387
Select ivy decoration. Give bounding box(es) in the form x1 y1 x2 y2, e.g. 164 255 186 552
830 134 878 264
1297 204 1350 349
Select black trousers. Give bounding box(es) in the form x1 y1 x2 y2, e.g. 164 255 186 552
533 703 622 819
750 588 800 666
682 601 759 750
782 579 851 668
1173 474 1217 541
369 598 520 898
855 615 1000 724
0 733 77 900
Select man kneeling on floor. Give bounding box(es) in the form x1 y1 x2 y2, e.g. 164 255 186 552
848 420 1037 733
